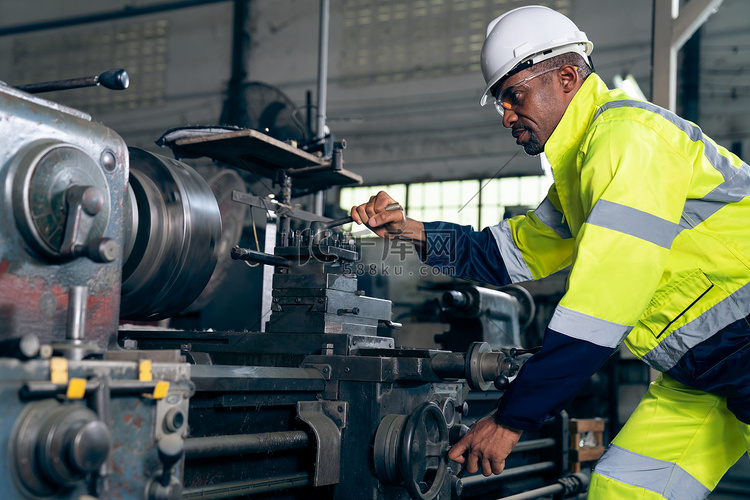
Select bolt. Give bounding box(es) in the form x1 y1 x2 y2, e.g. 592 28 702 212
101 150 117 172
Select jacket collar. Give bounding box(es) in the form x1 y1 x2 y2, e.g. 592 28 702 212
543 73 609 170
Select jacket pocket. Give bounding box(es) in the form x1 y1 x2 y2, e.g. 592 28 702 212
639 269 714 339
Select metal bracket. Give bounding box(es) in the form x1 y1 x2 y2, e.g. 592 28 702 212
296 400 347 486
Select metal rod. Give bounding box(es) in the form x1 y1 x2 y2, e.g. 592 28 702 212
495 472 589 500
315 0 329 141
0 333 40 359
230 246 289 267
20 379 163 399
311 0 330 216
17 69 129 94
67 285 88 341
182 473 312 499
184 431 312 458
461 461 556 490
496 482 566 500
511 438 556 453
225 0 250 126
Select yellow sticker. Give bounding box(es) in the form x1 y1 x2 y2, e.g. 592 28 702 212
152 381 170 400
50 357 68 384
139 360 153 382
66 378 87 399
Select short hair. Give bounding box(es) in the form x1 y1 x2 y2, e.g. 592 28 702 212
533 52 592 82
493 52 592 97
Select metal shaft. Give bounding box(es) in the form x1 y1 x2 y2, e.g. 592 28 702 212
316 0 329 141
182 473 312 500
184 431 312 458
461 462 556 490
66 285 88 341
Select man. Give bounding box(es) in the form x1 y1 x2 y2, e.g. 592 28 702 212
350 5 750 499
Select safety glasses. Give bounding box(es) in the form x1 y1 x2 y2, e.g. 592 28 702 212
493 66 563 117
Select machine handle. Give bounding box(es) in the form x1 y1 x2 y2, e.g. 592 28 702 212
15 69 130 94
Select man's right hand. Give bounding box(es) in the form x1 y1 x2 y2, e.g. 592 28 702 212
350 191 425 242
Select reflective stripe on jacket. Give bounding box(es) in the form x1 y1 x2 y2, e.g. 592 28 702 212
503 73 750 373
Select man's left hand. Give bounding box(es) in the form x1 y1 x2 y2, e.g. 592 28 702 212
448 411 523 476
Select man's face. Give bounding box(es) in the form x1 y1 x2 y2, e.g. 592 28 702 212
495 66 568 156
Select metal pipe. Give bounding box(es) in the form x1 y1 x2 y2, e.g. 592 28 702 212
67 285 88 341
184 431 312 458
315 0 329 141
230 246 289 267
461 461 556 490
496 483 568 500
510 438 555 453
182 473 311 499
20 379 164 399
496 472 589 500
312 0 330 217
225 0 250 127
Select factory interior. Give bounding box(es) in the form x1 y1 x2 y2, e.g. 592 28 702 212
0 0 749 498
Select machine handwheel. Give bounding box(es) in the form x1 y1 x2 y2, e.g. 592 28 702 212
400 402 449 500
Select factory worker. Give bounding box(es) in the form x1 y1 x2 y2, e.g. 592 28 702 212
350 5 750 499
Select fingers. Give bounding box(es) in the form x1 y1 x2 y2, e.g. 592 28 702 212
482 457 493 477
447 441 467 462
448 423 511 477
453 448 505 477
350 191 404 230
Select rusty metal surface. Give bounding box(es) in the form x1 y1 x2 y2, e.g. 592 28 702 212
0 85 129 349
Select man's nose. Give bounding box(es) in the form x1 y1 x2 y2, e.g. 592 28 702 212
502 109 517 128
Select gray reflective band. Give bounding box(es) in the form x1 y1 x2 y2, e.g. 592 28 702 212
594 445 710 500
680 199 725 230
489 221 533 283
587 199 680 249
595 100 750 229
643 279 750 372
680 164 750 228
548 306 631 348
534 197 572 239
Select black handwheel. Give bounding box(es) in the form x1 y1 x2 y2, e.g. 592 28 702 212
400 402 449 500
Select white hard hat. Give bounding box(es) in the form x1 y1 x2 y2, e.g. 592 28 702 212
479 5 593 106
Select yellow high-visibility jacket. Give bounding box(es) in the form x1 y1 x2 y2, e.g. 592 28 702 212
513 73 750 367
423 73 750 429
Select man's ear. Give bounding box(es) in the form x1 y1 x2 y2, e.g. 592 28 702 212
559 65 580 94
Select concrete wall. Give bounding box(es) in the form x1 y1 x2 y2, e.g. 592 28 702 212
2 0 746 188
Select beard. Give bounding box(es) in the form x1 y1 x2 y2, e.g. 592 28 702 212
522 129 544 156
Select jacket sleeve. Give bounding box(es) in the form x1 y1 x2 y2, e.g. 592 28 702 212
421 185 574 285
421 221 512 286
494 327 614 431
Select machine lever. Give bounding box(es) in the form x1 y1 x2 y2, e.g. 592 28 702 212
15 69 130 94
231 246 289 267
